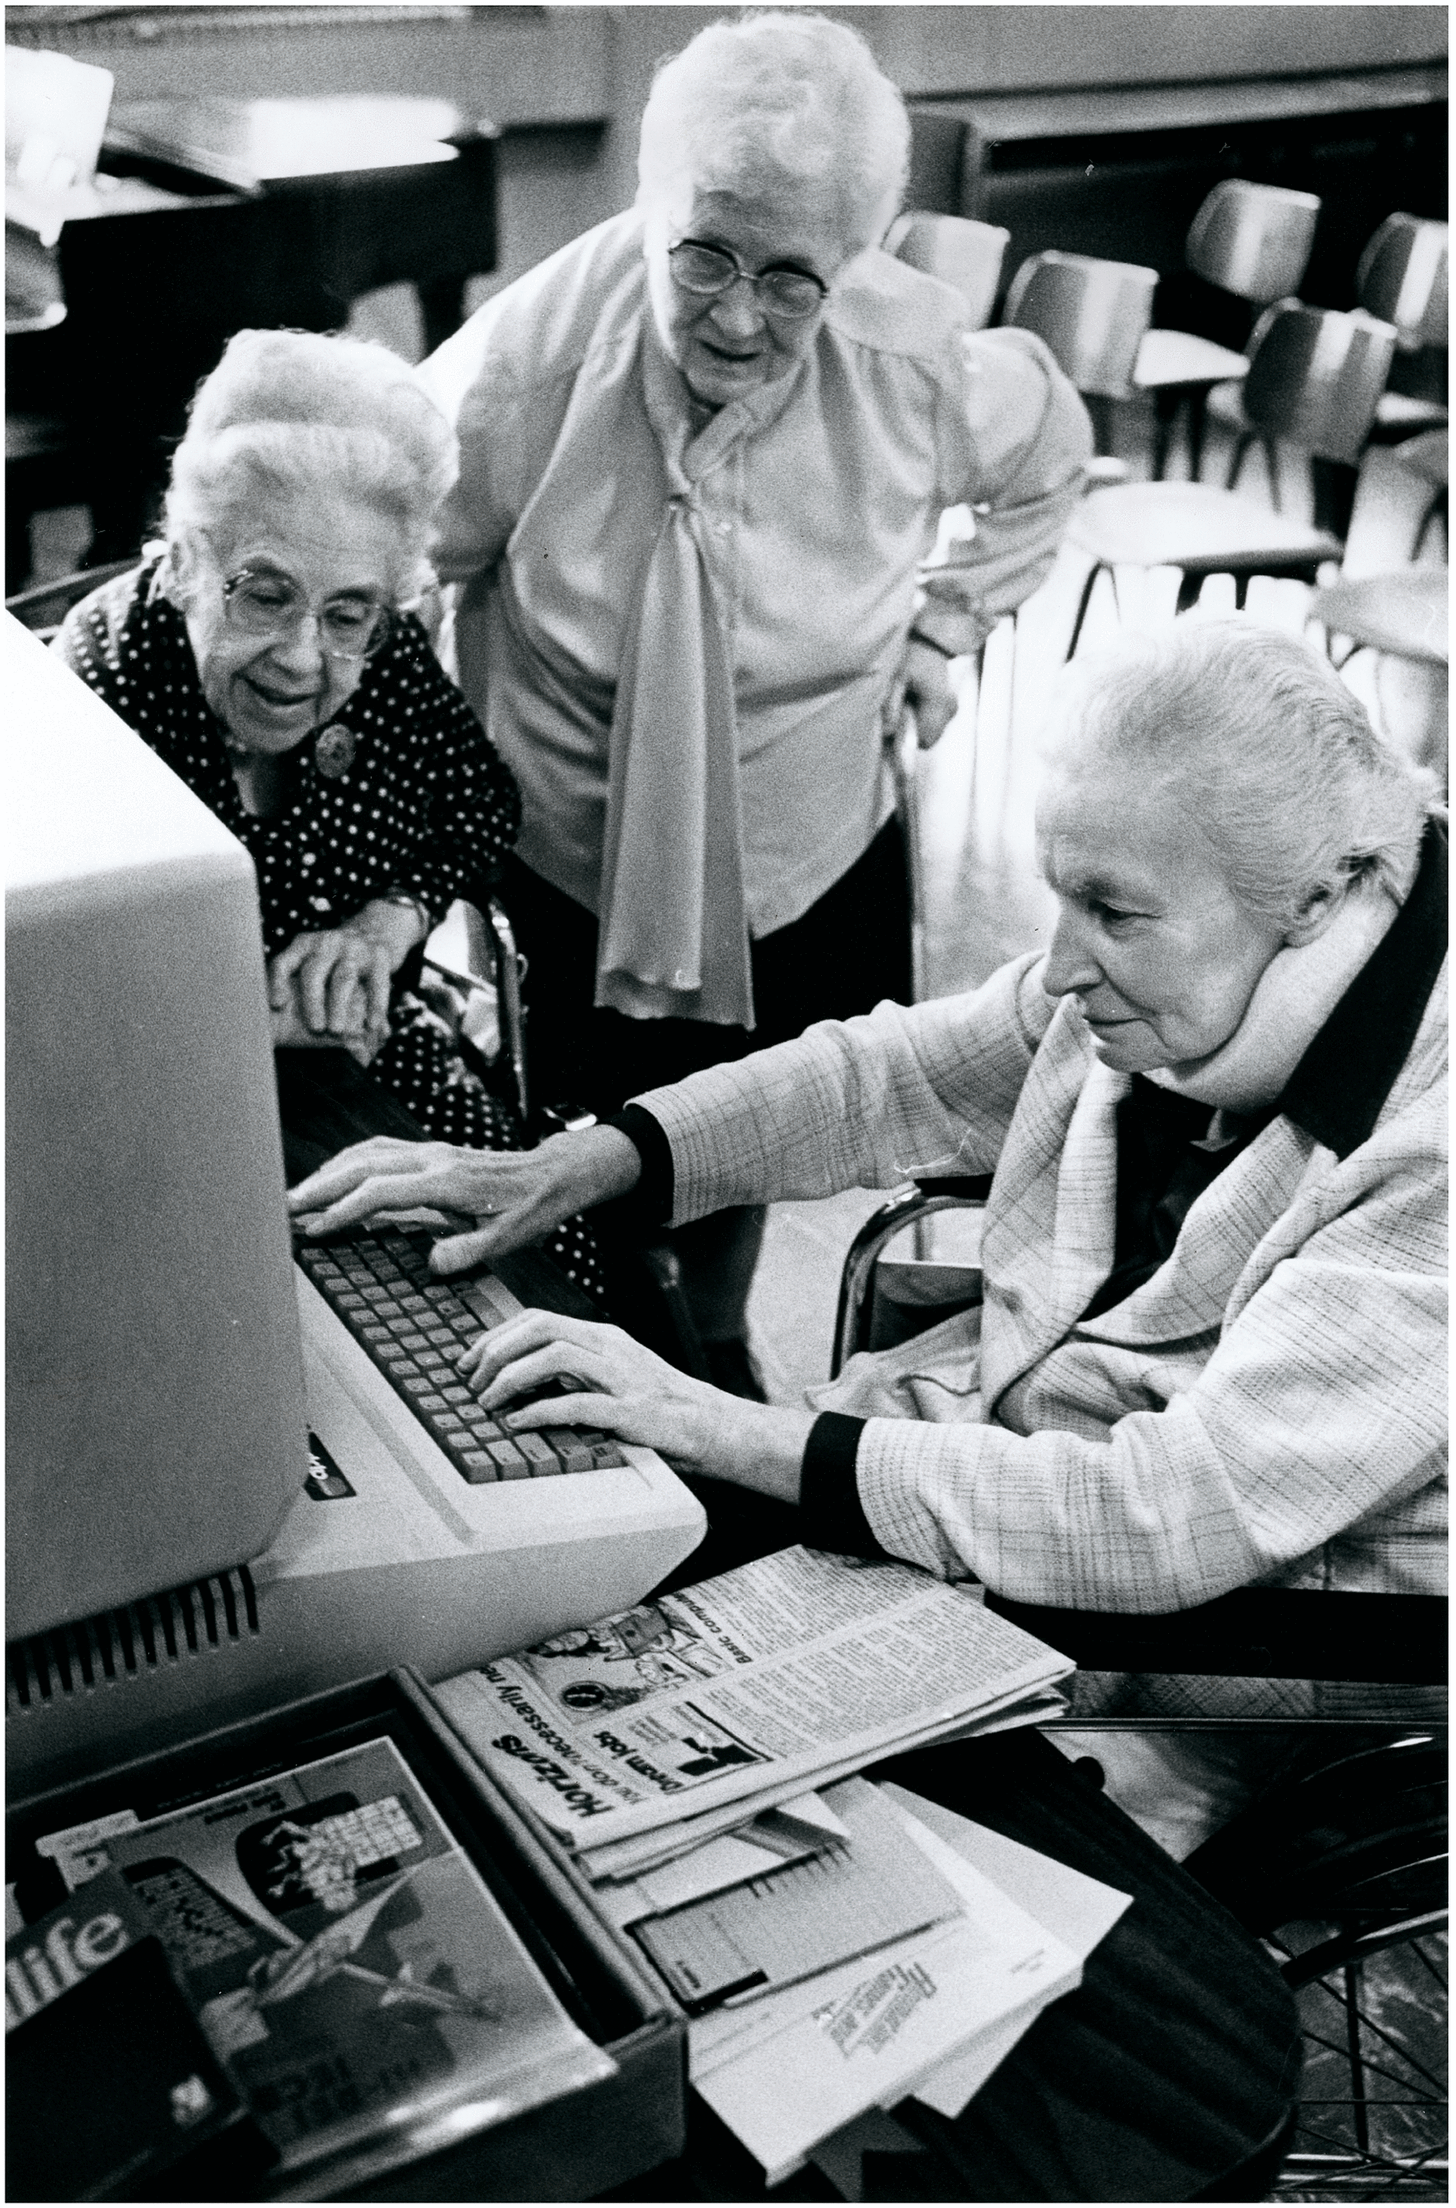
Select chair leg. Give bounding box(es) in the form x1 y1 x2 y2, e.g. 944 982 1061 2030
1226 433 1254 492
1066 564 1103 660
1152 390 1180 482
1265 439 1282 513
1311 457 1356 540
1187 392 1209 484
1085 393 1116 458
1412 486 1448 562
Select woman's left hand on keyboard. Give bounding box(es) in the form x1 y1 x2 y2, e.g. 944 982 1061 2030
457 1307 812 1500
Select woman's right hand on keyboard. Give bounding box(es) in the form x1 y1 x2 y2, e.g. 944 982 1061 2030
287 1128 642 1273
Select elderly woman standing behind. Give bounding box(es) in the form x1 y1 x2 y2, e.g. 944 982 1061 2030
56 330 600 1299
418 10 1091 1390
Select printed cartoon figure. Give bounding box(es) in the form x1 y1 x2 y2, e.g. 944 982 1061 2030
524 1602 724 1706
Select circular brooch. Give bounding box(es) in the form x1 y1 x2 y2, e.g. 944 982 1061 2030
314 723 357 780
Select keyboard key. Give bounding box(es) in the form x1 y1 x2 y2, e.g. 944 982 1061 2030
548 1432 595 1474
400 1376 437 1398
488 1440 533 1479
440 1383 472 1404
590 1442 628 1468
516 1433 560 1475
416 1392 448 1413
457 1451 498 1484
424 1326 456 1347
417 1351 449 1372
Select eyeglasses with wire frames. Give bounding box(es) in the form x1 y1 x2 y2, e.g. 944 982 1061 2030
667 239 830 321
220 566 397 662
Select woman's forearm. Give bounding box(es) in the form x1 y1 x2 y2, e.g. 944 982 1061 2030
708 1400 816 1502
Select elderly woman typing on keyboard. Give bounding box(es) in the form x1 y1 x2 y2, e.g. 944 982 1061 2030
292 620 1447 1834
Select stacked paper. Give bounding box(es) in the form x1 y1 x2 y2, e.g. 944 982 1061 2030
432 1546 1073 1881
432 1547 1112 2185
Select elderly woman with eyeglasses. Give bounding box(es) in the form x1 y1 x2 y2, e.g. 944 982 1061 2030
55 329 603 1292
418 10 1091 1394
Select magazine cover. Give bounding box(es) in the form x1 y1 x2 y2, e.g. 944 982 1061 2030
6 1869 250 2202
86 1736 615 2184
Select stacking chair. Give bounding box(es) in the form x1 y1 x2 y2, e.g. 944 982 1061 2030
1213 213 1447 472
1064 299 1399 658
1309 433 1449 784
833 1178 1447 2198
1135 177 1322 482
1223 298 1400 509
884 210 1009 332
1002 250 1156 468
1358 213 1449 443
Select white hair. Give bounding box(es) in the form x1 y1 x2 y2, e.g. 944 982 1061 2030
636 10 909 254
1045 621 1438 925
164 328 457 596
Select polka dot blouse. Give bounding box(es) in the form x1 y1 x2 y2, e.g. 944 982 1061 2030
56 557 606 1306
56 554 520 959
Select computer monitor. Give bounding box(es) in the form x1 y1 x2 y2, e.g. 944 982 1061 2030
6 616 704 1797
6 613 307 1643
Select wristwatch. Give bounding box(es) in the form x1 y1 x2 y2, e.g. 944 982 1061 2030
374 889 432 938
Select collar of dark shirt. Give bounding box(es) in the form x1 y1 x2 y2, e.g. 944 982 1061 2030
1279 820 1447 1160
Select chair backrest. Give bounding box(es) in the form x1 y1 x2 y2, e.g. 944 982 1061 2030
1002 251 1157 400
1186 178 1321 305
5 557 138 641
1240 299 1399 464
885 210 1009 331
1392 427 1448 490
1357 213 1449 351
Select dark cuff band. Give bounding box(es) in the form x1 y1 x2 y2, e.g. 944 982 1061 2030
799 1413 886 1558
596 1103 675 1234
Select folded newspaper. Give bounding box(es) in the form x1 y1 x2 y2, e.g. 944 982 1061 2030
432 1547 1073 1881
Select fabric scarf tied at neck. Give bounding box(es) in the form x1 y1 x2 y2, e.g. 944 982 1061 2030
595 350 757 1030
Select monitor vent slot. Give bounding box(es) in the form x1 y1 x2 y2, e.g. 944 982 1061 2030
6 1567 260 1714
